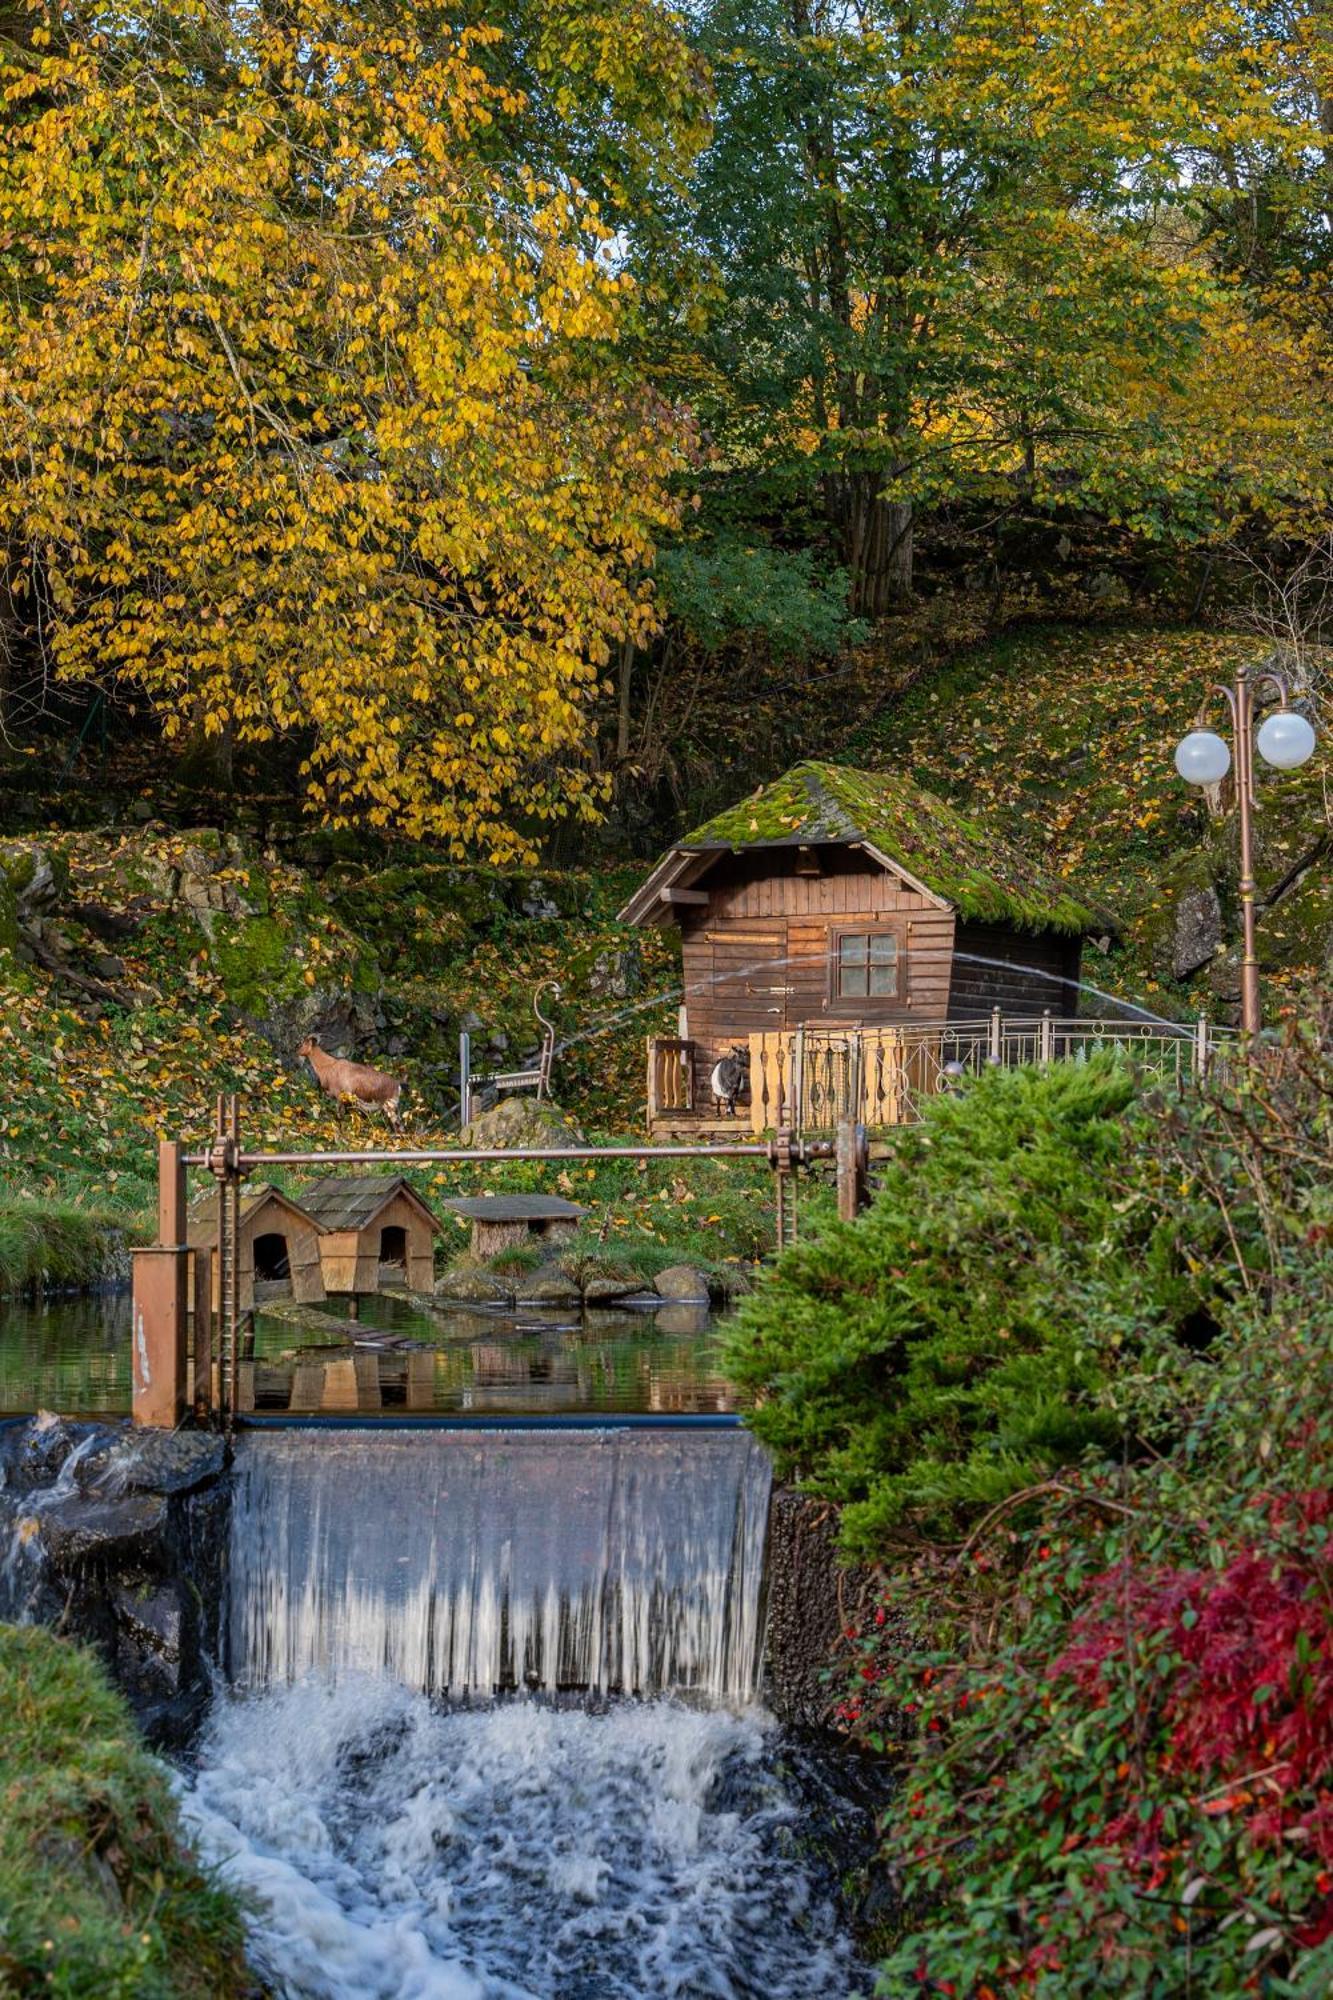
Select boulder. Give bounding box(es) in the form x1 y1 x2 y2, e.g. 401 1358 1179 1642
0 840 68 918
520 877 563 919
583 1275 640 1304
79 1428 226 1499
461 1095 585 1150
435 1265 513 1305
0 1412 106 1494
653 1264 711 1303
38 1494 167 1566
113 1582 182 1658
514 1267 583 1306
1172 885 1223 978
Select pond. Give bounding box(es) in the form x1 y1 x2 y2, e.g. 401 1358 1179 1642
0 1288 736 1421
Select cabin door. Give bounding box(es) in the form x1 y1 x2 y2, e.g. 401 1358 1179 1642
782 923 829 1030
704 930 785 1043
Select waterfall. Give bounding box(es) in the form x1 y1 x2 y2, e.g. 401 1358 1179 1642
229 1428 773 1702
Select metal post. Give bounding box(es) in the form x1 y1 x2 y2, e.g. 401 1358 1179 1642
209 1093 244 1440
459 1031 472 1129
1040 1010 1054 1064
1233 670 1261 1041
191 1246 214 1420
1194 1014 1209 1080
989 1006 1003 1064
836 1119 868 1223
130 1139 190 1428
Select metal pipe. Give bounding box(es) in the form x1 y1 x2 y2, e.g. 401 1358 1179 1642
180 1143 781 1167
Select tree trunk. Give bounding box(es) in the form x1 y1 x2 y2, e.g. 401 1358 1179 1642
615 637 634 761
841 478 913 614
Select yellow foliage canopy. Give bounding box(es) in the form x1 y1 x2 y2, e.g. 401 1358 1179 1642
0 0 688 856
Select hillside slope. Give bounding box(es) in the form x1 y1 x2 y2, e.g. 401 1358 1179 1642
0 620 1326 1289
848 624 1331 1017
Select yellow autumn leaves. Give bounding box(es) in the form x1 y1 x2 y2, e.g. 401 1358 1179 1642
0 2 687 859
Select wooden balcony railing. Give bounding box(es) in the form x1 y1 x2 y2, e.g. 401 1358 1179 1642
647 1013 1237 1134
647 1037 696 1124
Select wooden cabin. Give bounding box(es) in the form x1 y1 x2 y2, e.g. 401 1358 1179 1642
439 1194 588 1261
187 1184 325 1314
619 760 1108 1134
298 1175 443 1293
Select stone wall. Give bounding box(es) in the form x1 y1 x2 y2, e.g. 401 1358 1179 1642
763 1485 879 1727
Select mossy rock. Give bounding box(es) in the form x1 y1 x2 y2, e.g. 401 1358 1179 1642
460 1096 586 1149
0 839 70 912
1132 841 1230 982
1259 857 1333 975
208 906 379 1023
435 1258 513 1304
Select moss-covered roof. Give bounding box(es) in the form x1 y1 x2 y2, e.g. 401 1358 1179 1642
680 761 1104 935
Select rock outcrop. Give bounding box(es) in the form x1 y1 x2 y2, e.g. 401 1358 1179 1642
0 1414 229 1748
459 1095 586 1150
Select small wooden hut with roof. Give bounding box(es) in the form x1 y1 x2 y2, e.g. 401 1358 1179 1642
187 1185 325 1314
297 1175 443 1294
439 1193 588 1261
619 760 1108 1133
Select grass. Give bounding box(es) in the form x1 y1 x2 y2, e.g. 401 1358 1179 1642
0 1185 151 1298
0 1625 249 2000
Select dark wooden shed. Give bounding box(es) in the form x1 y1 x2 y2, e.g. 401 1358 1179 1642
439 1194 588 1260
297 1175 443 1293
619 760 1108 1133
187 1184 325 1313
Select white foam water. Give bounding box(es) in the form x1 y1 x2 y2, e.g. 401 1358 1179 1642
230 1429 772 1702
179 1677 859 2000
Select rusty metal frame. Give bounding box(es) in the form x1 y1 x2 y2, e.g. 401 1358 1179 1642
153 1100 840 1435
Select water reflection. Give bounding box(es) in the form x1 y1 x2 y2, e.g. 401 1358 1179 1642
0 1292 130 1419
244 1292 734 1418
0 1289 733 1421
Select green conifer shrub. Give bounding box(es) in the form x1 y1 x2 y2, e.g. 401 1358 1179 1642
723 1056 1219 1553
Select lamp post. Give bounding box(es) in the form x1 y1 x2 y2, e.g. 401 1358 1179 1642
1173 664 1317 1039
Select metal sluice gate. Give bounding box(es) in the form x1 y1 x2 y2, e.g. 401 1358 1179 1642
130 1094 868 1433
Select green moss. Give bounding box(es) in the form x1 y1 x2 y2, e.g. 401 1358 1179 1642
209 914 298 1014
0 1626 249 1999
682 760 1105 935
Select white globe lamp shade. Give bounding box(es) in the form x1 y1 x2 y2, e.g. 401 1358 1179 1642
1256 709 1317 771
1174 729 1232 786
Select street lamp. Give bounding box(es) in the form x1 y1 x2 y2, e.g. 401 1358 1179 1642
1173 665 1317 1039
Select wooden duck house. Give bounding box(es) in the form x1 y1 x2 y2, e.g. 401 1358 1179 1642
439 1193 588 1260
187 1185 326 1314
620 760 1108 1134
297 1175 443 1293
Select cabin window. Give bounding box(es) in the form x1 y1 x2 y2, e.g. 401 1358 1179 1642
836 931 900 999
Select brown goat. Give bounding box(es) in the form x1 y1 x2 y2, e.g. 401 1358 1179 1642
298 1037 403 1130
